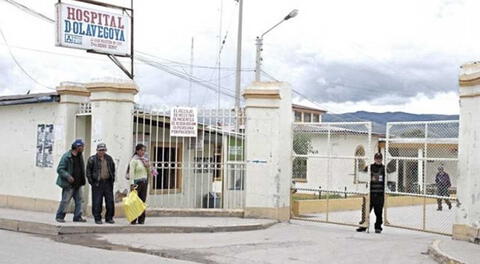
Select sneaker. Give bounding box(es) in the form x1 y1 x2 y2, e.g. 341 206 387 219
138 221 145 225
105 219 115 224
73 218 87 223
437 208 442 211
56 218 65 223
95 220 103 225
375 229 382 234
356 227 367 232
448 204 452 210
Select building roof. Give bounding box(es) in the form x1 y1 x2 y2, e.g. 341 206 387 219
292 104 327 114
0 92 59 106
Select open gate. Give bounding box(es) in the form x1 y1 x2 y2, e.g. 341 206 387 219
384 120 459 235
291 122 374 228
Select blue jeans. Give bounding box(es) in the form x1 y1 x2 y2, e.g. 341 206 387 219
55 187 83 220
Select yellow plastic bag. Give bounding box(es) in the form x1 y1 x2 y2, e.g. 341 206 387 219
122 190 146 222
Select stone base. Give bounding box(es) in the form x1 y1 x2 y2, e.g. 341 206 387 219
244 207 289 221
452 224 480 243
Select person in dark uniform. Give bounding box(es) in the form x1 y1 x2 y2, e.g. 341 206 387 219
357 152 386 233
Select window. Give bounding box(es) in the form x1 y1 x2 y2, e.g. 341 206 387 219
152 145 182 190
293 157 307 180
294 111 302 122
228 164 245 190
354 146 366 183
304 113 311 122
313 114 320 123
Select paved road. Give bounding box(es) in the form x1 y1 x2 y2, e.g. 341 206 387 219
0 230 194 264
100 220 439 264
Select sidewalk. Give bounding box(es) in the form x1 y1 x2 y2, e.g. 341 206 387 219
97 220 442 264
428 238 480 264
0 207 277 235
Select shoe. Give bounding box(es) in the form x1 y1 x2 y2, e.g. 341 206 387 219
95 220 103 225
356 227 367 232
437 208 442 211
130 221 137 225
448 204 452 210
375 229 382 234
56 218 65 223
73 217 87 222
105 219 115 224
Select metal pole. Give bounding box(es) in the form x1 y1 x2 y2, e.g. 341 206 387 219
130 0 134 80
255 37 262 81
234 0 243 109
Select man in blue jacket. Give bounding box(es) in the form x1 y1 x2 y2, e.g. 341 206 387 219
55 139 87 223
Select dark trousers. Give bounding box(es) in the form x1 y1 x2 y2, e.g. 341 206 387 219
437 187 451 209
132 180 148 224
360 193 385 230
91 180 115 221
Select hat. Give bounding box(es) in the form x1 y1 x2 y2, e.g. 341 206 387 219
72 139 84 148
96 143 107 151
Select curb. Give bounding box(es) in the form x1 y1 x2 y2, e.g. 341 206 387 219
0 217 277 236
428 240 465 264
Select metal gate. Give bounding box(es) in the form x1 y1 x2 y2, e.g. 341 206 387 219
133 105 246 210
384 120 459 235
291 122 373 228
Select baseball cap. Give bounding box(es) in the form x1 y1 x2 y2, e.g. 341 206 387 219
97 143 107 151
72 139 85 148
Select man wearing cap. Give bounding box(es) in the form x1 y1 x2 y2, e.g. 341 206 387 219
55 139 87 223
357 152 386 233
87 143 116 224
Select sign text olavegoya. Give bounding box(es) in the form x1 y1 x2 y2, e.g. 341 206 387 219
56 3 130 56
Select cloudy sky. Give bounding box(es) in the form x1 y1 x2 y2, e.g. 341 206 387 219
0 0 478 114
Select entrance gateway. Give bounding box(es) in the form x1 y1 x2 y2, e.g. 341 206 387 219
291 120 459 235
77 103 246 211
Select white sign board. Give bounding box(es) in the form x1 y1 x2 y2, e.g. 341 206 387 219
170 107 197 137
55 3 131 56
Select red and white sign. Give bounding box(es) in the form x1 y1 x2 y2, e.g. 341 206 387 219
55 3 130 56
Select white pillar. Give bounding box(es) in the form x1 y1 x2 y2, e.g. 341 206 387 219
86 82 138 195
418 148 423 193
454 62 480 241
242 82 293 221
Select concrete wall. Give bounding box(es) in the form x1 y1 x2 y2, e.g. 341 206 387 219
0 102 68 203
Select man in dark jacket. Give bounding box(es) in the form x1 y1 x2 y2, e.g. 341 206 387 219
87 143 116 224
435 166 452 211
55 139 87 223
357 152 386 233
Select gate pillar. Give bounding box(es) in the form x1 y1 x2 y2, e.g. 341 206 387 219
242 82 293 221
454 62 480 241
86 81 138 195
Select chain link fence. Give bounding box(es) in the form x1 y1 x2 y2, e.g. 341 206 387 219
385 120 459 235
291 122 374 228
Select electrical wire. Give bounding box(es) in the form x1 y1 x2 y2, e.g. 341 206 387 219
0 26 55 90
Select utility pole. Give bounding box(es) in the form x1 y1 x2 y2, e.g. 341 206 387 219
189 37 194 106
234 0 243 110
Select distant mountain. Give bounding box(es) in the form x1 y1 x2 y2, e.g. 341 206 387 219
323 111 459 134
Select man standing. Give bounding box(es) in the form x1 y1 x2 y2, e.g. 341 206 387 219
435 166 452 211
87 143 116 224
55 139 87 223
357 153 386 233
